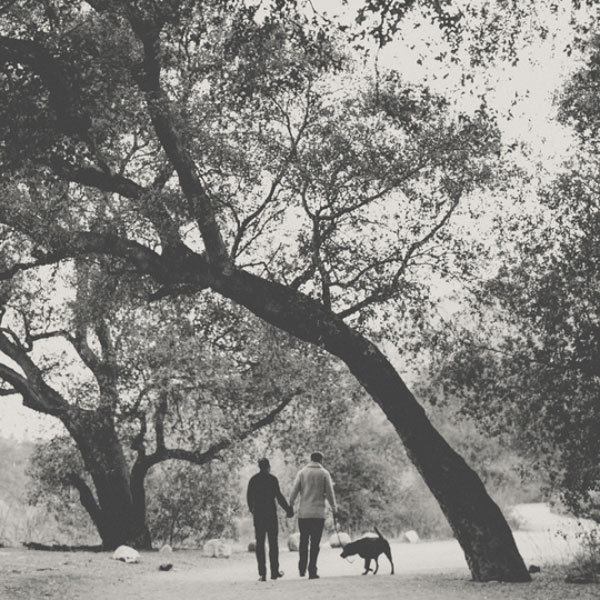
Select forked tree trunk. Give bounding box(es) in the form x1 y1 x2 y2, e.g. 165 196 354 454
63 410 152 550
206 268 531 582
91 481 151 551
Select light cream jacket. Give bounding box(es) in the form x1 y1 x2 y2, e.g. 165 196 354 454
289 461 337 519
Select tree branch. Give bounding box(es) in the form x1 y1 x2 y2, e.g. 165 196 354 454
131 414 148 462
144 388 301 468
392 191 462 288
52 162 181 247
289 264 316 290
0 362 65 416
311 219 332 310
230 89 314 260
336 289 389 319
94 319 116 367
315 159 434 223
114 9 230 270
153 390 168 454
67 473 104 533
336 192 463 319
28 329 73 344
0 226 175 285
0 254 67 282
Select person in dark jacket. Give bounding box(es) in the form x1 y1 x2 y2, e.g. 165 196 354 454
247 458 293 581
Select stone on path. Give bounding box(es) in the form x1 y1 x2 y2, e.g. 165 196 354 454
112 545 140 563
403 530 419 543
329 532 351 548
202 539 232 558
287 533 300 552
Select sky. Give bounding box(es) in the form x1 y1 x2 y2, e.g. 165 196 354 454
0 1 588 441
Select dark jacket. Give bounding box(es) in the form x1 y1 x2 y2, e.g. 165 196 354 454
247 471 291 521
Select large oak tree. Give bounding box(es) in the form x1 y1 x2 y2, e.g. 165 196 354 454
0 0 532 580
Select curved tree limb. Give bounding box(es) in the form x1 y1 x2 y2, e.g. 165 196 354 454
67 473 105 534
143 387 301 470
0 254 66 282
0 229 173 282
52 162 181 247
0 362 64 416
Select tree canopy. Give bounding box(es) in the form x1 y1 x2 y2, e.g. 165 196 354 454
421 34 600 521
2 0 578 580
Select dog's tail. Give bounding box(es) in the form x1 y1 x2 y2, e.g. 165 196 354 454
374 526 384 539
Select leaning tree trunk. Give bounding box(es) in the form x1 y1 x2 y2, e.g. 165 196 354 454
203 267 531 582
342 339 528 581
63 409 152 550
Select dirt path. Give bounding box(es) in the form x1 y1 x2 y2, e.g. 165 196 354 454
1 529 598 600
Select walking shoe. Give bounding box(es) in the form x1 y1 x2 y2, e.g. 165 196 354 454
271 571 284 580
258 575 266 582
308 573 320 580
299 568 306 577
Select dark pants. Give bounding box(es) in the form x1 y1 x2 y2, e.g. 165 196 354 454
298 518 324 576
254 516 279 577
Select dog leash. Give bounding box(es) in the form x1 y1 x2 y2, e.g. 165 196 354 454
332 511 355 564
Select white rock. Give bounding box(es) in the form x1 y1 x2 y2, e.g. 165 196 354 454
361 531 378 538
329 532 351 548
403 530 419 543
112 545 140 563
287 532 300 552
159 544 173 554
202 538 232 558
214 541 232 558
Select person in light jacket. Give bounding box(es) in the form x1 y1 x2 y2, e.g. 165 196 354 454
289 451 338 579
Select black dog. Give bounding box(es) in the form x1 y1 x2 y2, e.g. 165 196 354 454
339 526 394 575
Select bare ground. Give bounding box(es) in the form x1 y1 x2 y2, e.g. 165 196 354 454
1 529 598 600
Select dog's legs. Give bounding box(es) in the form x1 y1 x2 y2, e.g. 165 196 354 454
362 558 372 575
373 557 379 575
384 548 394 575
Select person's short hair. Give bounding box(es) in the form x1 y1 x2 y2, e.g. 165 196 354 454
310 451 323 463
258 458 270 471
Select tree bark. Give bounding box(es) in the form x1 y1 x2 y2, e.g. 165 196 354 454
63 410 152 550
202 267 530 582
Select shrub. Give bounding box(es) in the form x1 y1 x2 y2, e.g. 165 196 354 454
565 527 600 584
